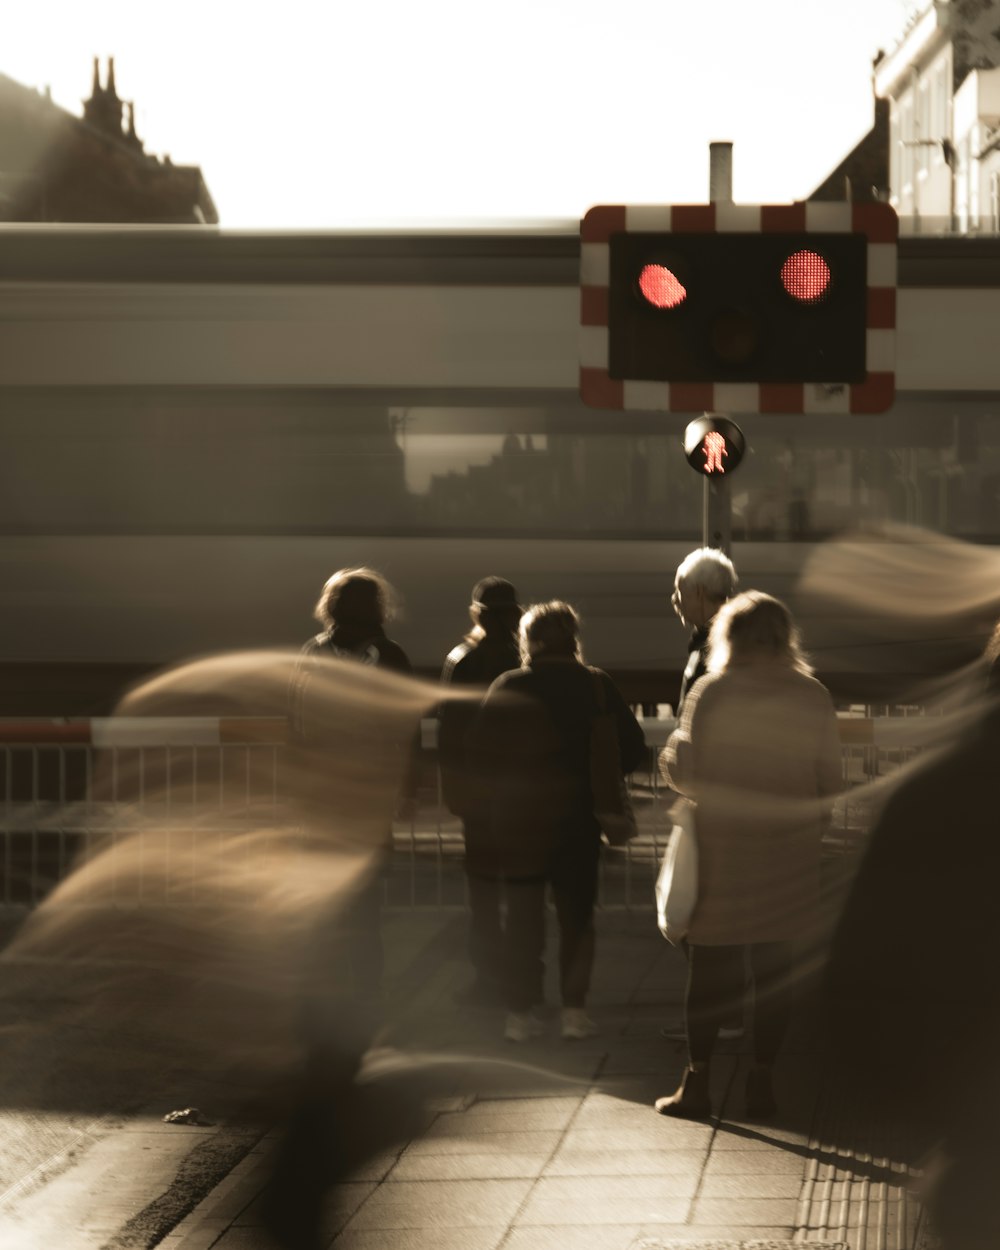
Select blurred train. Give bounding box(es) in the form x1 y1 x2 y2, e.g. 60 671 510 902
1 225 1000 712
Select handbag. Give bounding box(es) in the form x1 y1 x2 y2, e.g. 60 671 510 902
588 669 639 846
655 798 698 945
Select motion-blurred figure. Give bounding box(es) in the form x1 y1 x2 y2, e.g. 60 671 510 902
289 568 416 1039
824 631 1000 1250
657 591 841 1120
672 547 738 717
439 576 522 1005
469 601 644 1043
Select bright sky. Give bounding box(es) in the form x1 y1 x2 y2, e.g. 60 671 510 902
6 0 921 228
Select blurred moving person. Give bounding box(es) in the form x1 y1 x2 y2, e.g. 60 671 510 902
824 630 1000 1250
439 576 522 1005
469 601 644 1043
290 567 416 1037
657 591 841 1120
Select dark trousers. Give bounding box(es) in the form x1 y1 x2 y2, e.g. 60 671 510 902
678 937 745 1032
463 816 504 986
686 941 796 1066
504 838 600 1013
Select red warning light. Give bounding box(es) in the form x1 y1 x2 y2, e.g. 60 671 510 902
638 264 686 309
781 249 831 303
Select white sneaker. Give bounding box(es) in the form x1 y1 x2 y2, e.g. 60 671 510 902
561 1008 599 1040
504 1012 546 1043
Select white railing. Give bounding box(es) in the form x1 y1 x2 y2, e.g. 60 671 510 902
0 715 921 909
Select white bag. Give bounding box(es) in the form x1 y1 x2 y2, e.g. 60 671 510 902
655 799 699 945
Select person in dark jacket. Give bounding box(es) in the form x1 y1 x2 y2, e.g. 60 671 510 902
825 665 1000 1250
297 567 412 677
672 547 739 717
439 576 522 1004
469 600 645 1043
290 567 415 1031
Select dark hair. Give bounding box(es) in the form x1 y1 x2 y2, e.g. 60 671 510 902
471 576 519 610
466 576 521 643
313 567 396 631
519 600 582 664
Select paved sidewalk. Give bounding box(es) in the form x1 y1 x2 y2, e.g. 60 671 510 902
162 906 935 1250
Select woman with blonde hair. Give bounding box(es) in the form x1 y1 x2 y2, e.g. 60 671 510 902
657 591 841 1120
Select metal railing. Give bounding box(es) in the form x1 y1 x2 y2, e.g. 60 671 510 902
0 715 922 910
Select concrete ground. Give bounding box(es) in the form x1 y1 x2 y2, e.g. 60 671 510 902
131 906 936 1250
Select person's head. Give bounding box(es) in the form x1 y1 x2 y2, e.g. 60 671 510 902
707 590 813 675
313 567 396 633
467 576 521 642
518 600 582 665
672 547 738 631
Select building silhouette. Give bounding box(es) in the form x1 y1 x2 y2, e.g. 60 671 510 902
0 57 217 223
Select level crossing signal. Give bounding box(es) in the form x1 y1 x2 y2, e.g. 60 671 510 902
579 202 897 415
684 415 745 476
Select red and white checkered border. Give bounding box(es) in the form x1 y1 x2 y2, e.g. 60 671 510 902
579 201 898 415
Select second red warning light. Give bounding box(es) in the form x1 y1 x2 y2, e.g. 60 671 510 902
638 263 687 309
781 249 831 303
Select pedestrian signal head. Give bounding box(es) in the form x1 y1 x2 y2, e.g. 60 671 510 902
684 415 746 477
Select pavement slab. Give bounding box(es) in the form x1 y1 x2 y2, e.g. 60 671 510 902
1 905 947 1249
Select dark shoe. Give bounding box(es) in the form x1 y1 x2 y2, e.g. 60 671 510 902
745 1065 777 1118
453 978 502 1006
654 1065 712 1119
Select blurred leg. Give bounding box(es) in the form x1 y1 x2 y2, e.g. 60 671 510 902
503 876 547 1012
466 872 504 985
686 944 744 1063
462 817 504 987
551 839 600 1009
749 940 796 1064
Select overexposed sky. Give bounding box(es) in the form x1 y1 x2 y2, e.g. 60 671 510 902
6 0 921 227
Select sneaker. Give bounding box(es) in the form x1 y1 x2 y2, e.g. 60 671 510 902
561 1008 599 1040
504 1011 546 1043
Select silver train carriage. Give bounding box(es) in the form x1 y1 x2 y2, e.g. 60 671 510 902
1 225 999 711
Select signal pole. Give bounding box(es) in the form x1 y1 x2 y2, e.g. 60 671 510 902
706 141 734 554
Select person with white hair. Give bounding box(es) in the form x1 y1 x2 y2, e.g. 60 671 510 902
671 547 739 718
662 548 744 1044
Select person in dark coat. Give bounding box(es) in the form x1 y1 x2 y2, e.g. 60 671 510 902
825 664 1000 1250
289 567 416 1033
469 600 645 1043
439 576 522 1004
295 567 412 678
672 547 739 717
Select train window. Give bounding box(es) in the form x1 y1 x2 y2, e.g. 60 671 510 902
1 389 999 543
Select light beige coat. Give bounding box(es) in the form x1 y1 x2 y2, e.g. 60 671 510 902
661 662 842 945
